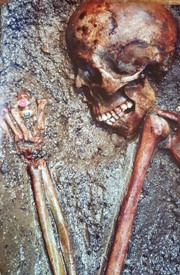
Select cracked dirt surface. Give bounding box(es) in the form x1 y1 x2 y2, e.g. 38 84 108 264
0 1 179 275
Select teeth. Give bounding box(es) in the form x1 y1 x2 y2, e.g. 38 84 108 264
115 107 122 114
110 117 116 123
118 112 124 118
121 103 127 111
110 110 119 120
127 101 133 108
106 120 113 125
97 100 133 124
113 113 119 120
106 112 112 119
98 115 103 121
102 113 108 121
110 111 116 116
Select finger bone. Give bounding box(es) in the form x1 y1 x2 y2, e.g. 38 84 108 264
36 99 47 130
11 109 33 141
3 109 23 141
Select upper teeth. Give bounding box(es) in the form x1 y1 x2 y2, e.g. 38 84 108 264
97 100 133 125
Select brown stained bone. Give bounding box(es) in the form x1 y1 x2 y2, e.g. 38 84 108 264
66 1 177 138
29 161 66 275
66 2 180 275
154 108 179 122
154 108 180 162
67 1 177 87
40 159 76 275
105 114 170 275
169 129 180 163
9 94 45 145
3 108 23 142
2 92 76 274
168 114 180 162
36 99 47 130
66 2 179 274
10 108 33 141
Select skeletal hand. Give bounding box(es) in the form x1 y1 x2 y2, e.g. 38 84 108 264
1 92 47 158
1 91 76 275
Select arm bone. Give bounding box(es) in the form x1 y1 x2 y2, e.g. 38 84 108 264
29 162 66 275
40 159 76 275
105 114 170 275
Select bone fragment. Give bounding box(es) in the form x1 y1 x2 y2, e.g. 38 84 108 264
153 108 180 163
154 107 179 122
29 162 66 275
40 159 76 275
0 116 10 138
11 109 33 141
3 109 23 142
105 114 170 275
36 99 47 130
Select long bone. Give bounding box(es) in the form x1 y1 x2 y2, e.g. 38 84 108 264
105 114 171 275
29 160 66 275
39 158 76 275
27 158 76 275
154 107 180 122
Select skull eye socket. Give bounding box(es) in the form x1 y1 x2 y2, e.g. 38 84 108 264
78 61 102 85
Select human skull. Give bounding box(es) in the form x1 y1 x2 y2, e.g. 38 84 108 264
66 1 177 137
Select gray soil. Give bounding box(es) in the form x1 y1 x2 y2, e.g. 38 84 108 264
0 1 179 275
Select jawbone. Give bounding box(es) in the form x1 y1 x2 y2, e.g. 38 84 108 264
91 78 156 138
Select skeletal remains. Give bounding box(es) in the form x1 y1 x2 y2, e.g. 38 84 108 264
66 1 180 274
1 92 76 275
1 1 179 275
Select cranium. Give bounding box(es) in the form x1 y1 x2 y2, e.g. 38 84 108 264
66 1 177 137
